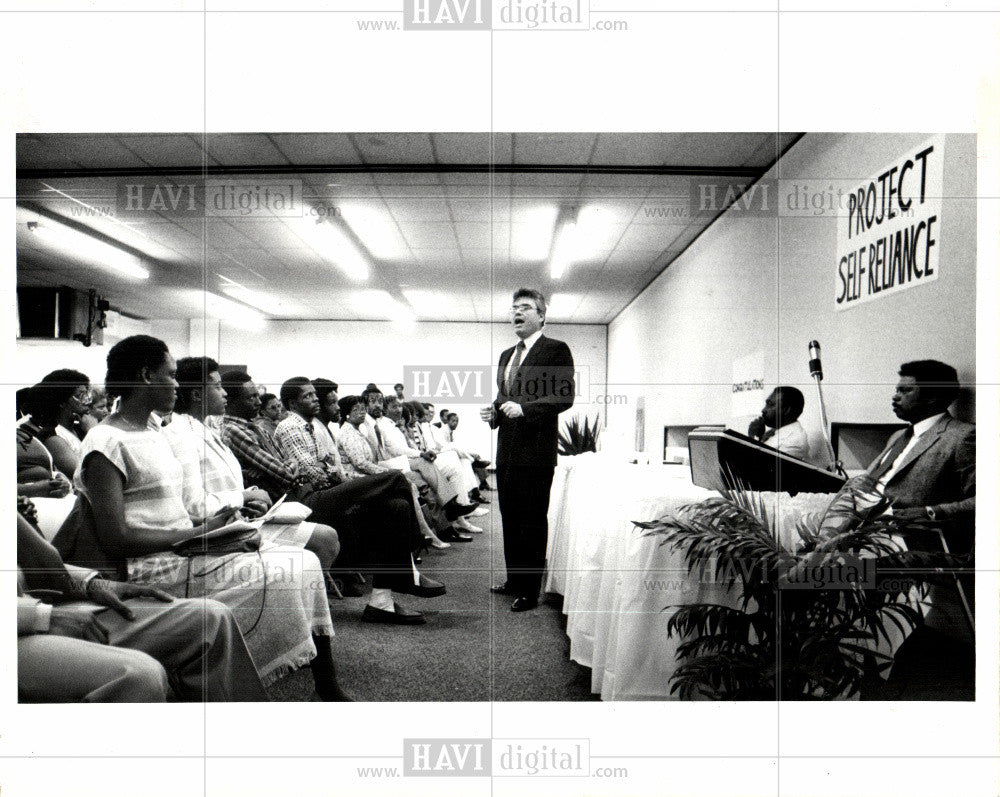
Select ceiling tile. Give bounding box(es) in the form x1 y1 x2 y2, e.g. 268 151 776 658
205 134 290 166
269 134 363 165
353 133 435 164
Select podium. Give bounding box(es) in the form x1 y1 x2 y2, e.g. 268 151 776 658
688 427 845 495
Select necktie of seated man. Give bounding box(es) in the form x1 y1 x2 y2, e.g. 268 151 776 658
506 341 526 394
870 425 915 480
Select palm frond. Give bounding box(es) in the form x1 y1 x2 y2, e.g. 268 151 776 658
635 473 968 700
557 413 601 456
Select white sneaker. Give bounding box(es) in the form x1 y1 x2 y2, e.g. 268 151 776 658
455 517 483 533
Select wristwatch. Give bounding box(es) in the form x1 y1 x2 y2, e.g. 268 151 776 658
925 506 937 521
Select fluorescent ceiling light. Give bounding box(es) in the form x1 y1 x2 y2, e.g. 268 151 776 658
28 220 150 280
549 219 578 279
219 283 285 315
338 204 407 259
204 293 266 329
511 205 559 261
294 218 369 280
39 182 173 260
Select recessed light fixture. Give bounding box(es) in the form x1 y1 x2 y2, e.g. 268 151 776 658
27 219 150 280
549 218 578 279
218 277 285 315
204 292 265 329
294 218 370 280
339 204 407 260
512 205 559 261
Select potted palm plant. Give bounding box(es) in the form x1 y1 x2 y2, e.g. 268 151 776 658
634 475 965 700
558 413 600 456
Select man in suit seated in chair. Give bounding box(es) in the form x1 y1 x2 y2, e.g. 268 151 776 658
864 359 975 700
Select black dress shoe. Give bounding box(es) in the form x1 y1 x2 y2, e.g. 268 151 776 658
393 575 447 599
361 602 426 625
510 597 539 612
444 498 479 521
491 582 516 595
440 528 474 543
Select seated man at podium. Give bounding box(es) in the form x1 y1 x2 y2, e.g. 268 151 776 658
747 386 809 460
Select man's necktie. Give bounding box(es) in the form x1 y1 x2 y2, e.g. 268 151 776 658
506 341 526 393
871 425 914 480
373 424 385 457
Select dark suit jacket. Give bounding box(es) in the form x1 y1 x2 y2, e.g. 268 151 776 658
867 412 975 551
490 334 575 467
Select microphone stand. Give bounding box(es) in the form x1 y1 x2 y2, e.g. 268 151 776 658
809 341 847 478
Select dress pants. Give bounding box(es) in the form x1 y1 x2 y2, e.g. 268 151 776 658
407 456 459 505
303 471 422 590
496 463 555 599
18 598 266 702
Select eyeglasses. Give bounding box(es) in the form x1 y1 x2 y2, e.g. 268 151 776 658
510 303 538 315
71 389 93 404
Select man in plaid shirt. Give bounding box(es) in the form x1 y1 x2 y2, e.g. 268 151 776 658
219 371 446 626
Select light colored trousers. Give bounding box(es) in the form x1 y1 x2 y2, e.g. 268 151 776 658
18 597 266 702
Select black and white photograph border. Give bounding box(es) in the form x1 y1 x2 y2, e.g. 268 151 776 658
1 5 999 797
12 131 978 703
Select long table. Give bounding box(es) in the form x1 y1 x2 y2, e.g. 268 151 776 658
543 453 843 700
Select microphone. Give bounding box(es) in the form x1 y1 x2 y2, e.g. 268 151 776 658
808 340 823 380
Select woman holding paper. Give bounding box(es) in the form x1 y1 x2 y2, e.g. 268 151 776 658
71 335 347 698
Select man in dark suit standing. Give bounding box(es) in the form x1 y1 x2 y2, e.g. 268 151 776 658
865 359 975 699
481 288 575 612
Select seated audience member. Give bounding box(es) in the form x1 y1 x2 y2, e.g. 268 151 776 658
442 412 491 503
17 513 265 702
747 386 810 460
223 372 447 625
17 423 75 538
864 359 975 699
312 378 343 449
23 370 93 478
66 336 348 699
393 383 405 401
17 422 70 494
255 392 284 442
80 387 110 434
382 397 475 506
277 380 459 552
416 406 484 510
342 394 475 541
165 357 341 575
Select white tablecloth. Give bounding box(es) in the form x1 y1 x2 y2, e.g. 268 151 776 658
543 453 892 700
545 454 716 699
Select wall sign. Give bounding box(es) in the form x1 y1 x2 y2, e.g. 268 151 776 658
835 135 944 310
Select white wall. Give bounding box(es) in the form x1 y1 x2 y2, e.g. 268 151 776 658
606 133 976 461
209 319 607 459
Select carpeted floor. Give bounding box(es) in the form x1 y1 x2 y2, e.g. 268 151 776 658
266 489 600 702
